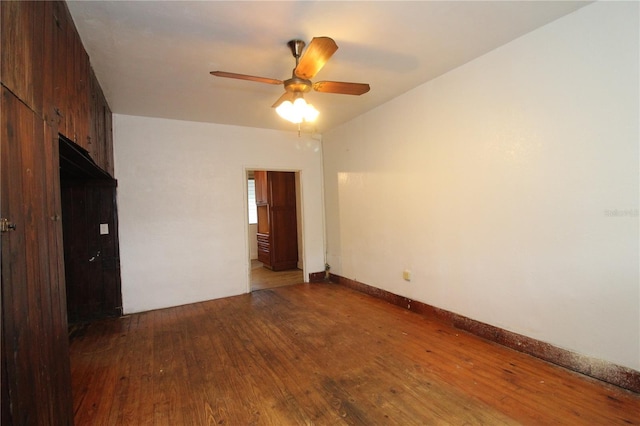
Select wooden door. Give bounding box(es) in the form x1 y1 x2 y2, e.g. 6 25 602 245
268 172 298 271
1 87 74 425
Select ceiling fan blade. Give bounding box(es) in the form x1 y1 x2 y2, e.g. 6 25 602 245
210 71 282 85
271 92 295 108
313 81 370 95
294 37 338 80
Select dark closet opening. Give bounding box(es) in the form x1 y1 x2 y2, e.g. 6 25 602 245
59 136 122 324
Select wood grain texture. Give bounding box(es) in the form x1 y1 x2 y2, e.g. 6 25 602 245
61 179 122 323
255 171 298 271
1 1 115 421
1 87 74 425
70 283 640 425
251 260 303 291
331 273 640 394
0 0 45 117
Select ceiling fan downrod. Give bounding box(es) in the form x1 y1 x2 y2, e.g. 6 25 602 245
287 40 306 66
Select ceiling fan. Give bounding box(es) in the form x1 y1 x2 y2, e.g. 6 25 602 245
210 37 370 124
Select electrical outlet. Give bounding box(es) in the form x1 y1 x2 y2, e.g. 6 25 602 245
403 270 411 281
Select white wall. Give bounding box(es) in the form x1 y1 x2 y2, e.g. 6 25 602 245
114 115 325 314
323 1 639 370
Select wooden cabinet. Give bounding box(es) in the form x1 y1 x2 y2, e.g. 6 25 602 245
73 32 91 149
255 171 298 271
2 1 112 171
0 0 47 117
51 0 92 150
254 170 268 204
52 0 73 137
88 67 114 175
1 1 114 423
1 86 74 426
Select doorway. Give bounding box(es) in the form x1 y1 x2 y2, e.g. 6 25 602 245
247 170 304 291
59 136 122 324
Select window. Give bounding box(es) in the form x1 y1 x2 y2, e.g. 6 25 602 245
247 178 257 224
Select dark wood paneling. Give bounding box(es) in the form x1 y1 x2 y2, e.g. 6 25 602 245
1 332 11 425
41 1 57 127
51 0 71 136
1 0 112 156
0 1 45 117
61 179 122 323
88 68 103 168
1 0 115 422
1 86 74 425
87 67 114 174
73 31 90 148
43 121 74 424
51 0 90 145
103 100 114 176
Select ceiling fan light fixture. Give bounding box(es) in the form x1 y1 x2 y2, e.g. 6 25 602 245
276 96 319 124
211 36 369 129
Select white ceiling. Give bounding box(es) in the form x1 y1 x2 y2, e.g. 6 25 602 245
68 1 591 134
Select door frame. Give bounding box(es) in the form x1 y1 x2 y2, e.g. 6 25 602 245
243 168 306 292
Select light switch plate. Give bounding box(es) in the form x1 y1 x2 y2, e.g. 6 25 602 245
100 223 109 235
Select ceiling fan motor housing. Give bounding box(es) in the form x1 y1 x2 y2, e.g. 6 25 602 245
285 40 312 93
284 75 312 93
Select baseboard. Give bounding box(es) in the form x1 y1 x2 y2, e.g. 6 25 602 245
308 271 326 283
329 273 640 394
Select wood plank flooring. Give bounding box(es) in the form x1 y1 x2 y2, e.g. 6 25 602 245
251 260 303 291
69 283 640 425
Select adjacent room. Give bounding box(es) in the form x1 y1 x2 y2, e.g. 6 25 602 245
1 1 639 424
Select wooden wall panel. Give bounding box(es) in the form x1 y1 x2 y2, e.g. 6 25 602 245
42 0 57 126
88 67 114 173
88 68 103 167
73 33 90 148
1 87 74 425
43 121 74 424
51 0 80 141
0 0 45 117
1 0 114 422
104 101 114 176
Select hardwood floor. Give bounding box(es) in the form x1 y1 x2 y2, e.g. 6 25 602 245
251 259 304 291
69 283 640 425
